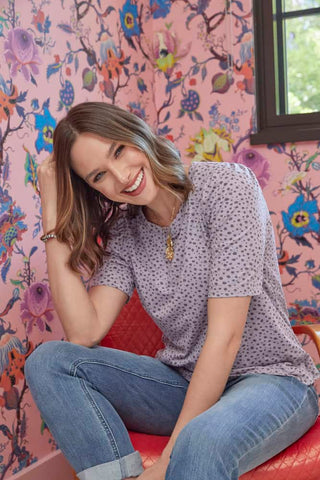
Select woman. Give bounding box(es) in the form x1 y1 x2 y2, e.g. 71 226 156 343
25 102 319 480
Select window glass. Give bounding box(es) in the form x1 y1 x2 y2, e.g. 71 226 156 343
273 1 320 115
284 0 320 12
250 0 320 145
285 15 320 113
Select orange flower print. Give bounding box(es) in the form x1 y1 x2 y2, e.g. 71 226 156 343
99 38 125 81
0 85 18 123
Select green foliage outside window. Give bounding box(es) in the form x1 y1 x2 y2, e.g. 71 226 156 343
273 0 320 114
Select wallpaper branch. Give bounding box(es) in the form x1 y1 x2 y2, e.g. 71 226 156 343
0 0 319 477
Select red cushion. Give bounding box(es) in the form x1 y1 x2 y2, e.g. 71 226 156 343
102 291 320 479
129 431 169 469
240 417 320 479
129 418 320 479
100 290 164 356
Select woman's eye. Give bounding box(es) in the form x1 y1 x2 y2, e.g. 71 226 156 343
115 145 124 158
93 172 105 183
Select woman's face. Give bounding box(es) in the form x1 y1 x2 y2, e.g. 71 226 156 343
70 132 160 205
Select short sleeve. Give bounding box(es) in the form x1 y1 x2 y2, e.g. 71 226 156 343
90 217 135 300
202 163 268 298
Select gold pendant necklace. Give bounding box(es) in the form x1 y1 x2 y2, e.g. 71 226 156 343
165 199 178 262
166 229 174 262
146 198 179 262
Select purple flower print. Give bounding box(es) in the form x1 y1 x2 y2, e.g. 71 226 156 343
4 28 41 81
232 148 270 189
21 282 54 334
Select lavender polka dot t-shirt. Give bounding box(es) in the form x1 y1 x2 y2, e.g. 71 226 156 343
90 161 320 385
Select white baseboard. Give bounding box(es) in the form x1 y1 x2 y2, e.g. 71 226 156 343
7 449 75 480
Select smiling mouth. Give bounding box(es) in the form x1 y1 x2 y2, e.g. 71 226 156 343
123 169 144 193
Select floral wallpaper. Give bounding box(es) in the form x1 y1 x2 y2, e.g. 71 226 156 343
0 0 319 477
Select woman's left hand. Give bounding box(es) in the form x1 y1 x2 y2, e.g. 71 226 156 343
137 456 169 480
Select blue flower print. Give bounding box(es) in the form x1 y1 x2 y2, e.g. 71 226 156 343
119 0 140 38
150 0 171 19
281 195 320 237
34 107 56 153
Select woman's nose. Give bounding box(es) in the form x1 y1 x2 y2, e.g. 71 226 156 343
109 165 129 185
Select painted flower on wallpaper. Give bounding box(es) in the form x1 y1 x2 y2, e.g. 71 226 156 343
151 30 191 76
278 250 289 275
32 9 51 34
232 148 270 189
0 334 29 394
21 282 54 334
281 195 320 238
239 32 254 65
0 83 18 122
119 0 140 38
277 170 307 195
234 60 254 95
4 28 41 81
0 334 33 414
34 107 56 153
0 186 12 215
186 127 233 163
150 0 172 19
289 300 320 324
127 101 146 119
0 205 27 265
99 38 126 82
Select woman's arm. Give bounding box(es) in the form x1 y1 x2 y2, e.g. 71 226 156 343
38 155 127 346
164 296 250 450
137 295 250 479
45 240 127 346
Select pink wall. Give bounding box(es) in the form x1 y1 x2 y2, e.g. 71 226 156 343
0 0 319 477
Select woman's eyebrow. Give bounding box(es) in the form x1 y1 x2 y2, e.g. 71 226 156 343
84 141 117 182
107 141 117 159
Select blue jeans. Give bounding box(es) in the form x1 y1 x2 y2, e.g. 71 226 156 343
25 341 319 480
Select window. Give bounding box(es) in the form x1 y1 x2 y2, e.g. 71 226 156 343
251 0 320 145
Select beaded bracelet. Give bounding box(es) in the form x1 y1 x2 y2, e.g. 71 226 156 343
40 233 57 242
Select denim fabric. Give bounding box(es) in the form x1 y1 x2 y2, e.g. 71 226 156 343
25 341 319 480
166 374 319 480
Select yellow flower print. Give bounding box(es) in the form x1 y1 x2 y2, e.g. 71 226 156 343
186 127 233 163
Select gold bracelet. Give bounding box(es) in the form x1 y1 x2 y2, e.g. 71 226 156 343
40 233 57 242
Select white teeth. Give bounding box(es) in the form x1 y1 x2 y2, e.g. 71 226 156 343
124 169 144 193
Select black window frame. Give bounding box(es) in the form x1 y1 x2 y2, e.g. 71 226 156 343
251 0 320 145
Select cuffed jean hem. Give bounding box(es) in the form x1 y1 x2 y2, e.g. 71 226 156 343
77 451 144 480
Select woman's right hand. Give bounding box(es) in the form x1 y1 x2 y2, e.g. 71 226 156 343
37 153 58 233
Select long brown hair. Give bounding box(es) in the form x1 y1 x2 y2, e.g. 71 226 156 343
52 101 194 277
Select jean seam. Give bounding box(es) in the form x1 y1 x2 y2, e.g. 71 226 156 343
72 368 121 460
309 384 320 406
70 358 188 389
231 384 318 477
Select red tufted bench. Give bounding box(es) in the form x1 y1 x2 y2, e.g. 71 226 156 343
98 289 320 480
